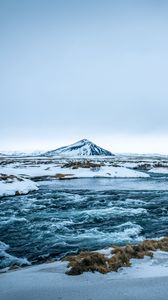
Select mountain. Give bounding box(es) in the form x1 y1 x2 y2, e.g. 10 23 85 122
43 139 114 157
0 153 7 157
0 151 45 157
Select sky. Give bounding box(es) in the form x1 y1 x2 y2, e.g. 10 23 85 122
1 0 168 154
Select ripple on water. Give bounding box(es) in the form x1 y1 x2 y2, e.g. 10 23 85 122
0 241 30 270
1 179 168 269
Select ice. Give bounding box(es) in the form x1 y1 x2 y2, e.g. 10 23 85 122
1 164 149 179
0 176 38 197
149 167 168 174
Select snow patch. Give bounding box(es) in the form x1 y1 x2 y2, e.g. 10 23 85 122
0 175 38 197
149 167 168 174
0 164 149 179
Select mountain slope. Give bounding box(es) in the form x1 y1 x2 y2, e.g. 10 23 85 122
44 139 114 156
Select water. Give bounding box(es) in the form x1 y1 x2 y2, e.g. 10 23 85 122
1 174 168 269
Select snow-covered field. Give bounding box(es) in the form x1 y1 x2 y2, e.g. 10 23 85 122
1 251 168 300
0 155 152 197
149 167 168 174
0 164 149 179
0 175 38 197
1 152 168 197
1 153 168 299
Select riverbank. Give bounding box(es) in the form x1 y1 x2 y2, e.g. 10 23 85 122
1 250 168 300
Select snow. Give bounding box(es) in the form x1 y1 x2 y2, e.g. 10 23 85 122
0 150 45 157
0 156 149 198
58 165 149 178
0 164 149 179
64 249 168 280
1 251 168 300
95 247 113 258
0 176 38 197
149 167 168 174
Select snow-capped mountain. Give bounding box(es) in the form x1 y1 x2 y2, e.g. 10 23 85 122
0 151 25 157
0 151 45 157
0 153 7 157
43 139 114 157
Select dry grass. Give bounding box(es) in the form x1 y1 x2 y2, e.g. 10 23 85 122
0 174 23 182
63 237 168 275
62 161 104 169
31 173 75 181
64 252 109 275
133 163 152 171
154 163 168 168
133 162 168 171
52 173 74 180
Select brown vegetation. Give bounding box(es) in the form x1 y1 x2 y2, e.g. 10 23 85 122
52 173 74 180
62 161 104 169
15 191 22 195
0 174 23 182
64 252 108 275
31 173 76 181
133 162 168 171
133 163 152 171
154 162 168 168
63 237 168 275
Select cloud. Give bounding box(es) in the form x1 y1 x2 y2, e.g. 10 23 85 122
1 0 168 152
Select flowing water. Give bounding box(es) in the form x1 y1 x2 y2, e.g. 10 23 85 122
1 174 168 269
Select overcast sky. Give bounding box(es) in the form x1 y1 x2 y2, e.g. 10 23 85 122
1 0 168 153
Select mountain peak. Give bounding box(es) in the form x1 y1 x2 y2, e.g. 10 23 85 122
78 139 91 143
44 139 114 157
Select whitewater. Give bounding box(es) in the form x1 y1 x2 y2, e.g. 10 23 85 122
1 174 168 270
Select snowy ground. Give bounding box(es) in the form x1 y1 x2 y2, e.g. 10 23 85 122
0 175 38 197
149 167 168 174
0 156 152 197
1 251 168 300
0 164 150 179
1 152 168 197
1 154 168 299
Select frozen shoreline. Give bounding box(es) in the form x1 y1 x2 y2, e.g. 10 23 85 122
0 176 38 197
0 161 149 197
1 164 149 179
1 251 168 300
1 156 168 299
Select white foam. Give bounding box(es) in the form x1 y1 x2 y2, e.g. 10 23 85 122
0 241 9 251
79 206 147 219
1 216 27 226
67 222 143 245
0 241 31 270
